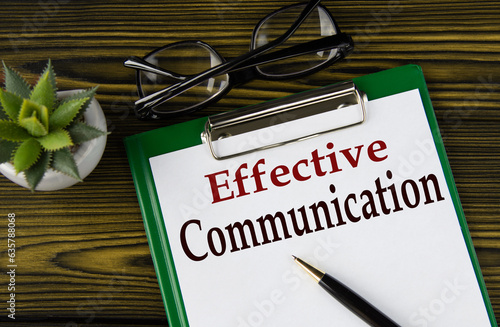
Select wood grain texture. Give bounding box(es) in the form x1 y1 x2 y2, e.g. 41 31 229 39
0 0 499 325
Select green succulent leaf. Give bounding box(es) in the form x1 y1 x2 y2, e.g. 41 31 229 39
60 86 98 118
49 97 87 130
67 121 107 145
0 89 23 121
2 61 31 98
0 120 31 141
13 138 42 173
30 60 57 111
0 139 18 164
18 99 49 132
24 150 52 191
51 147 81 181
19 114 49 137
37 129 73 151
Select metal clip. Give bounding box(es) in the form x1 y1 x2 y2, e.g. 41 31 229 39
202 81 367 160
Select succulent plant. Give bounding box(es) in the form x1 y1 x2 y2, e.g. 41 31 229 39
0 60 107 191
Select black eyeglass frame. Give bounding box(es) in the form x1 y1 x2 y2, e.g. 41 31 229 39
125 0 354 119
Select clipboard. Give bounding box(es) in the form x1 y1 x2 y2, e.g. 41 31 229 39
124 65 497 327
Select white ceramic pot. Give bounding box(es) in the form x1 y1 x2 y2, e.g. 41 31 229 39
0 90 107 191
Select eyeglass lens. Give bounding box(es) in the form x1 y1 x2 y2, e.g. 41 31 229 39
139 42 229 114
252 4 337 77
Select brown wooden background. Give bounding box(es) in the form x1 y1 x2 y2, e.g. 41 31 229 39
0 0 499 326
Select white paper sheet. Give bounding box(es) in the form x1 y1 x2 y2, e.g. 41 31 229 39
150 89 490 327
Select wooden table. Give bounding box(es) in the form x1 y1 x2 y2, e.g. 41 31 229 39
1 0 499 326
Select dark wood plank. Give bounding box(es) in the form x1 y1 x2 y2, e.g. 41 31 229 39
0 0 499 325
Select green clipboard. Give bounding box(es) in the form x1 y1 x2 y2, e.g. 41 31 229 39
124 64 497 327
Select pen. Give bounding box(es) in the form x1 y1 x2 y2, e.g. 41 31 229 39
293 256 401 327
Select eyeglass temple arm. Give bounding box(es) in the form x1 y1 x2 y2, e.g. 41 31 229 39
134 0 322 112
231 33 354 72
124 33 352 82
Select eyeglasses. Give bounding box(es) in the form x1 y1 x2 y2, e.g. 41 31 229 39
124 0 354 119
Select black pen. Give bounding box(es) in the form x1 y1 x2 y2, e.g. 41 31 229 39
293 256 401 327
